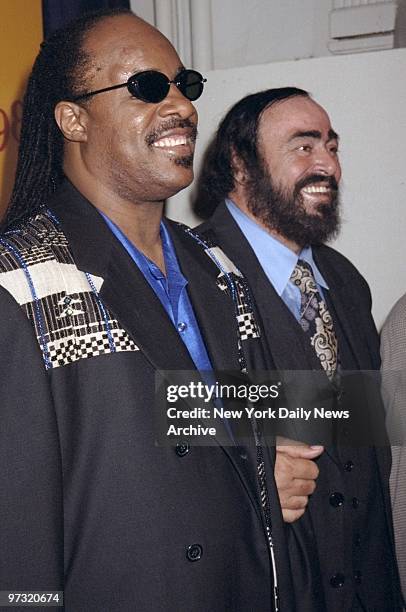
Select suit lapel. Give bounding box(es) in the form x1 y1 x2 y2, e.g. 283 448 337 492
167 221 265 516
166 220 240 371
313 248 372 370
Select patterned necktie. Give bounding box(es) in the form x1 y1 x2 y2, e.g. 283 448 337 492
290 259 338 378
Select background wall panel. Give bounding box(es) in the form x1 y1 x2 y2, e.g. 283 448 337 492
0 0 42 217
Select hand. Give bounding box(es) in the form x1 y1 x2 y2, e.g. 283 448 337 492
274 438 324 523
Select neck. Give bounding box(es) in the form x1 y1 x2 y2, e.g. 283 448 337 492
266 230 302 255
65 170 165 271
228 192 302 255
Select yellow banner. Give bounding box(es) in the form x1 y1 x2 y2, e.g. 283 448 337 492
0 0 42 218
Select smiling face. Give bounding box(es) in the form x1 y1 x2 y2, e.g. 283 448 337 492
243 95 342 249
60 14 199 205
258 95 341 215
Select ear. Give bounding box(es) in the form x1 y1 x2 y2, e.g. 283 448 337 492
54 101 88 142
231 151 247 186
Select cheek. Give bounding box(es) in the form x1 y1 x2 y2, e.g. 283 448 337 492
129 114 150 139
335 162 342 182
281 162 309 188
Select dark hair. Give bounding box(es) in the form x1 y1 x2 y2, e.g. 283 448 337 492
193 87 309 219
4 7 133 227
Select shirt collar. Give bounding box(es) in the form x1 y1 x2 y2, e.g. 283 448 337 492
225 199 329 295
99 211 187 290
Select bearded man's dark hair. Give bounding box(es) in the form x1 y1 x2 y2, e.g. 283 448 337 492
193 86 309 219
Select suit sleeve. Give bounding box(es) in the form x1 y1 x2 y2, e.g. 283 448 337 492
380 295 406 603
381 295 406 444
0 286 64 600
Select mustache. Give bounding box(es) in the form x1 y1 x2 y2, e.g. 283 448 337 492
295 174 339 194
145 118 198 146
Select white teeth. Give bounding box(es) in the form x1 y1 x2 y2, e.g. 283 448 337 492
302 185 330 194
152 136 188 148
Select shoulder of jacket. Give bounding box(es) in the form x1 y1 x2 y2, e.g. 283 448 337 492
382 293 406 332
0 209 139 371
316 243 359 272
315 243 370 290
0 209 75 305
0 209 68 270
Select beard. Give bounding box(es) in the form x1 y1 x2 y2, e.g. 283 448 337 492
246 166 341 247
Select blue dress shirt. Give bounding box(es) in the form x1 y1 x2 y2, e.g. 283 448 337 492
226 199 329 319
100 213 213 374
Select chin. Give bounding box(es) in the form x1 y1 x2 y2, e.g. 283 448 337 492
164 175 194 200
176 164 194 184
303 205 329 220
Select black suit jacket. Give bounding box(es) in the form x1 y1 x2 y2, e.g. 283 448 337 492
0 183 278 612
197 202 403 612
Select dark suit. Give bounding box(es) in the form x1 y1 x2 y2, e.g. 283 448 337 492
198 202 403 611
0 182 279 612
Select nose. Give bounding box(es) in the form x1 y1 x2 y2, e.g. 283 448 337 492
314 147 341 181
158 83 197 120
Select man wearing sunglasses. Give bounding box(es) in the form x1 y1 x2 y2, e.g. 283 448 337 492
0 8 283 612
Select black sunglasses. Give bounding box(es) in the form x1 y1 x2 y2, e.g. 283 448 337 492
72 68 207 103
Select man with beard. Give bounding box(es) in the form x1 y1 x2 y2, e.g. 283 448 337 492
0 11 286 612
196 88 403 611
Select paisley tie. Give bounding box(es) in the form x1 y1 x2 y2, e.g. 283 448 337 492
290 259 338 378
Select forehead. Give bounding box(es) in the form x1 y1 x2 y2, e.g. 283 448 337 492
82 15 182 83
259 96 334 140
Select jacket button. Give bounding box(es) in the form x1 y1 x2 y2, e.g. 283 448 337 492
352 497 360 508
329 492 345 507
175 442 190 457
186 544 203 562
330 573 345 588
354 570 362 584
344 460 354 472
355 533 361 547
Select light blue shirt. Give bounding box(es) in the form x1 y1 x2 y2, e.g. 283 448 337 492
100 213 213 374
226 199 329 320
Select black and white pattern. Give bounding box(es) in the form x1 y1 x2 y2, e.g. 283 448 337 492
237 312 258 341
0 210 139 370
186 228 261 342
47 325 138 368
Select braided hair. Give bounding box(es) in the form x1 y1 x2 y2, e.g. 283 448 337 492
4 7 132 228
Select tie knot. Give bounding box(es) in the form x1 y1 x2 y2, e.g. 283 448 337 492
290 260 317 294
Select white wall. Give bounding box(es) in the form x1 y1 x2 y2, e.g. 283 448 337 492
211 0 333 68
166 48 406 329
130 0 155 24
131 0 335 68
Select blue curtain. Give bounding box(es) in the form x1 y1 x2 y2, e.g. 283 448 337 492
42 0 130 38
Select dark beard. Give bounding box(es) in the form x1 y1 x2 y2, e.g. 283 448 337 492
246 168 341 247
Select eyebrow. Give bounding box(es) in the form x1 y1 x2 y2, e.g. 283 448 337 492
289 129 339 142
